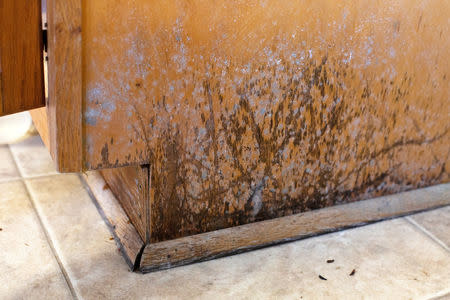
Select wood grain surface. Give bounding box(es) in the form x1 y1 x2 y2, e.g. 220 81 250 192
101 166 149 241
46 0 83 171
77 0 449 239
30 39 50 153
82 0 449 169
0 0 45 115
30 107 50 150
140 183 450 272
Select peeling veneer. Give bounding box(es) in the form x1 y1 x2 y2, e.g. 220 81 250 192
78 0 450 242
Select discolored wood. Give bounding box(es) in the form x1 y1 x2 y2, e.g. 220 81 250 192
140 183 450 272
0 0 45 116
25 1 450 248
81 170 449 272
100 166 149 242
46 0 82 172
83 1 449 164
7 0 446 274
79 0 449 240
81 171 145 270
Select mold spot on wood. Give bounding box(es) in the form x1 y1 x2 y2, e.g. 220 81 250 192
101 143 109 167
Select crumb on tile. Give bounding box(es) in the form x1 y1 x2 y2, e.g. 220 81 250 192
318 275 327 280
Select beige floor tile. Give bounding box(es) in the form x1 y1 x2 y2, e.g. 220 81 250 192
0 145 20 182
430 292 450 300
26 174 450 300
0 181 72 300
9 135 57 178
408 206 450 250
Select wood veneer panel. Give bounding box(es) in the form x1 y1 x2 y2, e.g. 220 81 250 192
100 166 149 242
0 0 45 115
46 0 82 172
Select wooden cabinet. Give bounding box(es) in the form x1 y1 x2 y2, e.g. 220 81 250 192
0 0 45 115
2 0 449 272
21 0 450 176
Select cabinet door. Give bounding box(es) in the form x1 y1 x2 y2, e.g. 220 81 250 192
0 0 45 116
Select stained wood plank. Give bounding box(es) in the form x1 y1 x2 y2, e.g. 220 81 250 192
81 171 145 270
0 0 45 115
46 0 82 172
140 183 450 272
30 107 50 150
100 166 149 242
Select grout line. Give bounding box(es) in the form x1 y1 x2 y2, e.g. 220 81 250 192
7 144 27 178
0 172 61 184
21 172 62 180
405 216 450 253
7 144 79 300
7 144 60 180
0 177 23 184
23 181 80 300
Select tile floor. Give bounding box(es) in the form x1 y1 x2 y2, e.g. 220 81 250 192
0 134 449 300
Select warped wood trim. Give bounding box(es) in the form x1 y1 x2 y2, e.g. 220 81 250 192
81 171 145 270
0 0 45 116
46 0 82 172
83 168 449 273
140 183 450 273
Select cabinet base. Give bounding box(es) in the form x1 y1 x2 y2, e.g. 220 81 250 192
81 171 449 273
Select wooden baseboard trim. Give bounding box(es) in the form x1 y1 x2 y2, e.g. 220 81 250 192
80 171 449 273
140 184 449 273
80 171 145 270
